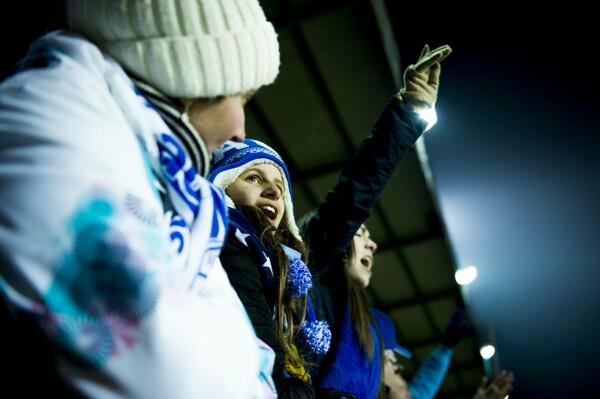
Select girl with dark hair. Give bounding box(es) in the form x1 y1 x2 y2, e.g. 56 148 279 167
210 140 331 399
300 44 453 399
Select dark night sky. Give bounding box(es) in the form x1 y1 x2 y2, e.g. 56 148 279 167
387 2 600 398
1 1 66 80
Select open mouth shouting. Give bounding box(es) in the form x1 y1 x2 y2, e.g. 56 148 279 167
260 204 279 223
360 255 373 271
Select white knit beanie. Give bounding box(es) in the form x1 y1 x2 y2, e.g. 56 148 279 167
66 0 280 99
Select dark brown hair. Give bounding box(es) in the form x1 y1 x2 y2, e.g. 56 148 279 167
239 205 308 369
344 241 375 357
344 234 386 398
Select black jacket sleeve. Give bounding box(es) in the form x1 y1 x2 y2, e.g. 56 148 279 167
304 98 425 385
304 98 426 280
220 233 314 399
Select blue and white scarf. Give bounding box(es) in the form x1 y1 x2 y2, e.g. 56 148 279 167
125 78 229 287
229 208 331 355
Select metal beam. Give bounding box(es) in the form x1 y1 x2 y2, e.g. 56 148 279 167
288 27 356 157
376 230 443 253
296 146 416 181
380 288 458 313
405 330 475 349
269 0 361 30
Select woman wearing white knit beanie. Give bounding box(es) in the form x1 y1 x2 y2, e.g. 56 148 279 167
67 0 280 156
0 0 280 398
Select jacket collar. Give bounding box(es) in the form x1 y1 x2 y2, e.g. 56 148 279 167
132 78 210 177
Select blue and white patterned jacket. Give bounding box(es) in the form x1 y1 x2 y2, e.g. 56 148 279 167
0 31 274 399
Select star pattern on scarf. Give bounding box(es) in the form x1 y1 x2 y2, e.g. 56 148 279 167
235 229 251 246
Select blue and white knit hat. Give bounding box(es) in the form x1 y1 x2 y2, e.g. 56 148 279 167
209 139 300 241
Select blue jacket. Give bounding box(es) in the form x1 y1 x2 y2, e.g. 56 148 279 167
319 302 382 399
409 345 454 399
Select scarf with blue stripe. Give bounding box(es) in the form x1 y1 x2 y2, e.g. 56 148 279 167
228 208 331 355
132 78 228 284
131 79 278 396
